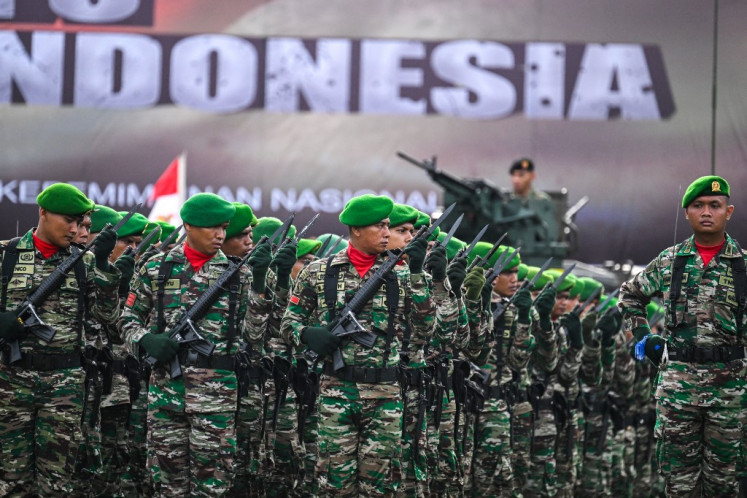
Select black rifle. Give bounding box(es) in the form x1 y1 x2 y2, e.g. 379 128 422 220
465 231 505 271
572 285 603 315
159 225 183 250
122 225 161 257
307 204 457 371
1 204 140 363
484 246 521 287
145 234 274 379
276 213 318 254
493 257 553 321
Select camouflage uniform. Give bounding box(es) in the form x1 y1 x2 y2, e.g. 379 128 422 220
281 250 435 496
464 297 535 497
121 245 271 497
618 234 747 497
0 229 120 495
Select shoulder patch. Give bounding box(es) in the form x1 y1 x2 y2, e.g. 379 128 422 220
290 295 300 305
126 292 137 308
18 251 34 263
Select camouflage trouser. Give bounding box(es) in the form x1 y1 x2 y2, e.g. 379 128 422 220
95 403 131 497
148 406 237 497
577 409 609 497
471 397 516 497
234 384 267 497
317 393 402 496
265 388 305 497
554 408 578 498
0 366 85 496
524 406 557 497
609 424 635 498
301 406 320 497
632 417 654 497
426 394 462 496
72 371 103 496
400 385 428 498
511 400 533 493
655 398 744 497
121 381 149 497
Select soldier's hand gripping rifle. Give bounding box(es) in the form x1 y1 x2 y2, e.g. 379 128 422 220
307 203 458 371
493 256 553 321
145 234 271 379
0 204 141 364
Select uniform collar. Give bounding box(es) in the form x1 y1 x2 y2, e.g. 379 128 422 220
676 233 741 259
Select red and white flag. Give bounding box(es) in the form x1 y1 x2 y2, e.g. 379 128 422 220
148 152 186 226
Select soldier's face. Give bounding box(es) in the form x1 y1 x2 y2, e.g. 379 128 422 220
387 223 414 251
222 227 253 258
511 171 535 196
111 234 142 262
185 222 228 255
72 215 92 245
685 196 733 236
37 208 81 248
493 268 518 298
351 219 390 255
552 291 571 319
292 253 316 280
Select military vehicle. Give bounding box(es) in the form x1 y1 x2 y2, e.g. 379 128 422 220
398 151 588 267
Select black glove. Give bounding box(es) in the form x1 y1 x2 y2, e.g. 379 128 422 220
93 227 117 271
0 311 24 342
114 254 136 296
480 281 493 313
139 333 179 363
446 257 468 298
597 308 621 347
404 237 428 274
425 245 448 281
562 312 583 349
632 324 652 343
249 242 272 294
513 288 533 324
581 311 598 345
534 286 556 330
463 267 486 301
301 326 342 357
273 242 297 290
644 335 666 365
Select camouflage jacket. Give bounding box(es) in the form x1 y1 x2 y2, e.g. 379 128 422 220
280 249 434 397
619 234 747 408
120 244 271 412
0 229 120 357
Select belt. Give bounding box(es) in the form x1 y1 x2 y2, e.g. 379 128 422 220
324 364 398 383
668 345 745 364
10 352 81 371
178 353 236 370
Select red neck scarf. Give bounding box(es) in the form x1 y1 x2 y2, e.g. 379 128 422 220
347 245 377 277
33 233 59 259
695 239 725 267
183 243 215 272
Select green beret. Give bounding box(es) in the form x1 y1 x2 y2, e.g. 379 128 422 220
494 245 521 270
682 176 730 208
569 277 584 298
37 183 94 216
90 205 122 233
297 238 323 259
155 221 177 242
180 193 236 227
140 222 162 251
316 233 348 256
525 266 554 291
600 296 618 313
577 277 604 301
117 212 149 238
388 204 419 227
436 232 466 260
467 242 520 270
251 217 297 245
467 242 493 267
414 211 431 229
546 269 576 293
516 263 528 281
338 194 393 227
226 203 257 239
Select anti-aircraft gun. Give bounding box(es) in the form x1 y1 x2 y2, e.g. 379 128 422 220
398 152 587 266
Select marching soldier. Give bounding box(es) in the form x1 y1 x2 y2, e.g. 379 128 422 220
0 183 122 495
120 193 272 496
281 194 435 496
618 176 747 496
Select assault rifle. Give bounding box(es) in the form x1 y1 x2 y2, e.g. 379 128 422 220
466 232 507 271
122 225 161 257
1 204 141 363
308 203 457 371
493 257 553 320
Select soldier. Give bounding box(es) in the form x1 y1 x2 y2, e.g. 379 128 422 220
618 175 747 496
292 238 322 280
0 183 121 495
120 193 273 496
281 194 435 496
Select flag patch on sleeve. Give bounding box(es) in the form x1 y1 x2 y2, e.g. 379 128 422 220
290 295 300 305
126 293 137 308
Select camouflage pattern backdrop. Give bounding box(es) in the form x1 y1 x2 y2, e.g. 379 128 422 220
1 0 746 264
